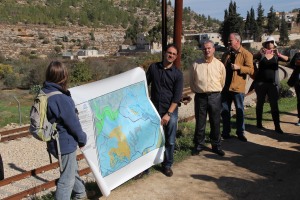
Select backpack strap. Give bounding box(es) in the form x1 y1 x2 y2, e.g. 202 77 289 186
46 91 62 97
44 90 63 172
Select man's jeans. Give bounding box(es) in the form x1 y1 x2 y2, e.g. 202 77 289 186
162 109 178 169
55 151 86 200
221 91 245 136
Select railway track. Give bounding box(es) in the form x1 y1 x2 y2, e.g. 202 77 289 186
0 126 93 199
0 126 31 143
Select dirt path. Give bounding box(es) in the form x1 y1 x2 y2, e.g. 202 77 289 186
95 111 300 200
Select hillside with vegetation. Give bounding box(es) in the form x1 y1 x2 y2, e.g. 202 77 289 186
0 0 221 45
0 0 221 94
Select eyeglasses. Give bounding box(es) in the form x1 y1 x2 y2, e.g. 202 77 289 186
167 51 177 56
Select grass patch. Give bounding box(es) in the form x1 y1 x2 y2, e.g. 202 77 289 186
0 89 33 127
244 96 297 126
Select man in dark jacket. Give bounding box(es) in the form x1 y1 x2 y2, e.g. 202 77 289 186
146 44 183 177
288 52 300 125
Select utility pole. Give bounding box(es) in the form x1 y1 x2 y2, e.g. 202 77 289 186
161 0 167 60
173 0 183 68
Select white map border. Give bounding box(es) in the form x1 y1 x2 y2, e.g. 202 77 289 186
69 67 164 197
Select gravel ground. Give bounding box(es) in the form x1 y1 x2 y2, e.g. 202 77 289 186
0 135 94 199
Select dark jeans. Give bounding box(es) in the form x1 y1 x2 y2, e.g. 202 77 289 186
161 108 178 169
221 91 245 136
255 82 280 128
194 93 221 147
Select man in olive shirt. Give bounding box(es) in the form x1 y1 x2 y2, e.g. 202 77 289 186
190 40 226 156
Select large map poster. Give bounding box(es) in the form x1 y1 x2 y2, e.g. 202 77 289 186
69 67 165 197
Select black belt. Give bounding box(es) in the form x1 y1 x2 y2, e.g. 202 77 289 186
196 92 220 95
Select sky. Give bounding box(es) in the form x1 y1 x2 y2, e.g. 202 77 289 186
170 0 299 21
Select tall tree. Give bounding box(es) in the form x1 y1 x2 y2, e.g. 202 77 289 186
244 11 251 39
256 2 264 42
219 1 244 47
279 13 289 45
267 6 279 35
249 7 258 41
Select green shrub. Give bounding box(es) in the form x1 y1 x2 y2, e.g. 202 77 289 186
3 73 18 89
29 85 42 95
70 62 92 84
54 46 62 53
279 79 292 98
38 33 45 39
0 64 13 79
62 36 69 42
42 38 50 44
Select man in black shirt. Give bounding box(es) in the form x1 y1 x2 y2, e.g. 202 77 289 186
146 44 183 177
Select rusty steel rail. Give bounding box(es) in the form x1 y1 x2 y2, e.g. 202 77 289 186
0 126 30 142
0 154 88 200
2 167 91 200
0 154 85 188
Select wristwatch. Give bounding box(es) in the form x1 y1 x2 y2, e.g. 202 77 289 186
167 112 173 116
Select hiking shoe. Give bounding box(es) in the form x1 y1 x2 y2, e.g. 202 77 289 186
163 167 173 177
221 134 232 139
256 123 263 129
275 128 284 134
191 145 204 156
212 147 225 156
237 135 248 142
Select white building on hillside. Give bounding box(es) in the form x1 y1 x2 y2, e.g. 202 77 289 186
184 33 223 47
77 49 105 60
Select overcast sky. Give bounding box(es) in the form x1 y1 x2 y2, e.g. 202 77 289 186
170 0 299 21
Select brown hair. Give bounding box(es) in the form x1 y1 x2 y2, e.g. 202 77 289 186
45 61 69 91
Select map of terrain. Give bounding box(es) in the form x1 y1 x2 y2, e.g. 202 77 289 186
89 81 164 177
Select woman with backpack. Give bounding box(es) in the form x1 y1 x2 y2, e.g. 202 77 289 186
253 36 289 134
42 61 87 200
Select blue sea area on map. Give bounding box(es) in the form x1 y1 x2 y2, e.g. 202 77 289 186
89 81 163 177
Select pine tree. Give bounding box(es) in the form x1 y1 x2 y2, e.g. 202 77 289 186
249 7 258 41
279 13 289 46
267 6 279 35
219 1 244 47
256 2 264 42
244 11 250 39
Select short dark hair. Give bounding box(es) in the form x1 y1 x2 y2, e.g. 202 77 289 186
202 40 215 49
165 43 178 53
